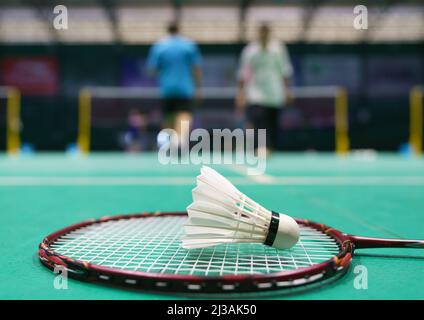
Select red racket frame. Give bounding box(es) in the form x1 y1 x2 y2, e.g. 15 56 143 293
38 212 424 294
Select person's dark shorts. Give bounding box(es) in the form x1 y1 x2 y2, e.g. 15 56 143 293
247 104 281 149
162 98 193 113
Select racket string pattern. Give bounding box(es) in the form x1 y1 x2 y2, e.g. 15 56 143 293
39 212 423 294
49 216 340 277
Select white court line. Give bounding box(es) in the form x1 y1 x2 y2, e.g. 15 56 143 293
1 176 424 186
274 176 424 185
0 177 195 186
229 164 278 184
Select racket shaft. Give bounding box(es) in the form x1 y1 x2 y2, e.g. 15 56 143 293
350 235 424 249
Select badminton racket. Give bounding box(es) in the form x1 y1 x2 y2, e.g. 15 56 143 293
39 212 424 294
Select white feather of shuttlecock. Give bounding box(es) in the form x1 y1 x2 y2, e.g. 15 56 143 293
182 166 276 249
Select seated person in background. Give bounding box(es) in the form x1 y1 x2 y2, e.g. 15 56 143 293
123 109 149 152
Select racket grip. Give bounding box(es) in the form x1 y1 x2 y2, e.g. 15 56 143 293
349 235 424 249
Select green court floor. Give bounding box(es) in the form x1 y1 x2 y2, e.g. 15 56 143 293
0 152 423 299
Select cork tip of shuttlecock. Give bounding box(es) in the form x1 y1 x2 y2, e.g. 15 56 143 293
272 214 300 250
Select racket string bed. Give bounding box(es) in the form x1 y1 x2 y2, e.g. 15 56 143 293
54 218 171 269
93 220 150 266
40 212 424 294
134 219 183 272
50 216 340 276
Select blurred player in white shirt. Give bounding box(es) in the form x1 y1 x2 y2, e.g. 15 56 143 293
236 23 293 151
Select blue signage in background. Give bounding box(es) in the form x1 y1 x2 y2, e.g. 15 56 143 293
366 55 423 97
120 58 156 88
301 54 362 95
120 55 239 89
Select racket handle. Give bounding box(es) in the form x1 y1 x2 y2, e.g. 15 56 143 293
349 235 424 249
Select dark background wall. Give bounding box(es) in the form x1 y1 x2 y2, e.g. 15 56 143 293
1 42 423 151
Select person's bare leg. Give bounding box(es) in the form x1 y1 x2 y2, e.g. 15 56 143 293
174 111 192 134
174 111 192 151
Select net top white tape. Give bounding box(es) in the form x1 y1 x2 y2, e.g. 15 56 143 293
83 86 344 99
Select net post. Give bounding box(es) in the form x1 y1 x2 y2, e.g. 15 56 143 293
409 86 423 156
6 87 21 154
77 88 92 154
335 87 349 155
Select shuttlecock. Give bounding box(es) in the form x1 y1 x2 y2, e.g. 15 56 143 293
182 166 300 250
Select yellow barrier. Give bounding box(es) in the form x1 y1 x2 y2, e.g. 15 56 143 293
335 88 350 155
410 86 423 156
77 89 92 154
2 87 21 154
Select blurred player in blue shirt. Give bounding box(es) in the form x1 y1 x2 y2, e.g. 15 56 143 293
147 22 202 139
